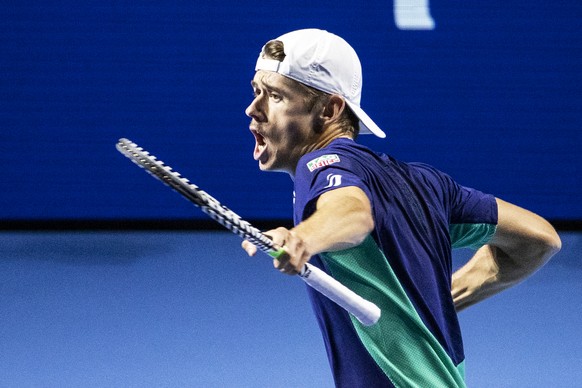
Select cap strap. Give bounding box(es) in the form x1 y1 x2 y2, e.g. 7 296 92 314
255 57 285 73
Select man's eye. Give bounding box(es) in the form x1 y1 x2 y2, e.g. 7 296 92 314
270 93 282 101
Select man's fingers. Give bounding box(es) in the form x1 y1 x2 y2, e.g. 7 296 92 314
241 240 258 256
272 248 301 275
273 259 299 275
264 227 290 248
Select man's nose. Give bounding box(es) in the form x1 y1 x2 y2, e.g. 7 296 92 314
245 97 265 121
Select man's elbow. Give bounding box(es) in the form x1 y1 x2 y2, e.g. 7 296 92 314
496 227 560 287
352 211 374 246
364 211 375 235
540 226 562 258
526 224 562 268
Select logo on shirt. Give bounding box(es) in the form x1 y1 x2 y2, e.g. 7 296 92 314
307 154 340 172
324 173 343 188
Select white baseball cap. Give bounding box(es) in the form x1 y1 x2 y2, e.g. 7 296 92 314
255 29 386 138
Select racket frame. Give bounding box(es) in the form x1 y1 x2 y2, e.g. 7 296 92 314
116 138 380 326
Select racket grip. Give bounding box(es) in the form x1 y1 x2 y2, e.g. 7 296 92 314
300 263 381 326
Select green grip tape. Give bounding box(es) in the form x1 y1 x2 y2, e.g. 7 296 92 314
268 248 286 259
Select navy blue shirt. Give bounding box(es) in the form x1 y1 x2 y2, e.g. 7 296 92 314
293 138 497 387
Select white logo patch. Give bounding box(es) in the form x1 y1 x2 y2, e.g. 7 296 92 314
324 173 343 188
307 154 340 172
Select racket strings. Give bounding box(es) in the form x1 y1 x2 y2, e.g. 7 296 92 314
117 139 275 253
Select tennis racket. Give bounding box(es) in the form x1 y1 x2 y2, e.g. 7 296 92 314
116 138 381 326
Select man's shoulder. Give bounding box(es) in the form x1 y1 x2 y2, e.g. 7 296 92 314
297 139 365 175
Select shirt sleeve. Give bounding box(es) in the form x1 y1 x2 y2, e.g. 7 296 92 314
410 162 498 249
295 151 371 222
447 180 498 249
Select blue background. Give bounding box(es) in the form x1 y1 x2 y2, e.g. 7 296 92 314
1 0 580 222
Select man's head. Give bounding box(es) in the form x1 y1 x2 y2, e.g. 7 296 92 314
259 39 360 139
245 29 385 175
254 29 385 139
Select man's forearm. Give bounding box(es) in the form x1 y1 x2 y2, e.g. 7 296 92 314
452 238 560 311
452 244 513 311
453 198 561 312
292 188 374 256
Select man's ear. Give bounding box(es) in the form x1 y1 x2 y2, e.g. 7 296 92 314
321 94 346 124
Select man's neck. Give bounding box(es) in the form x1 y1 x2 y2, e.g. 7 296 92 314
288 130 353 179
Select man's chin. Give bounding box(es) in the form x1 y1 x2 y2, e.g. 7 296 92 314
258 163 274 172
258 160 285 173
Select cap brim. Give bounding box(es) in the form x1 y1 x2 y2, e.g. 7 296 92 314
345 100 386 138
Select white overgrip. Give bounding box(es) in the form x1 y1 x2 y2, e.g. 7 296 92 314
300 263 381 326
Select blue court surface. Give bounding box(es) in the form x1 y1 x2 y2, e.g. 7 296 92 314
0 231 580 387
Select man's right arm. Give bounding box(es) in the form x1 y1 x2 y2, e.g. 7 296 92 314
241 185 374 275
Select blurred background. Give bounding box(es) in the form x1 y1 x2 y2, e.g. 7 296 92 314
1 1 580 387
2 0 580 223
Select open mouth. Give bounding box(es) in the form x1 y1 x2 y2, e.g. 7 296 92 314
251 129 268 163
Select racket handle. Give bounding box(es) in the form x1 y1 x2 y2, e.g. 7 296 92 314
299 263 381 326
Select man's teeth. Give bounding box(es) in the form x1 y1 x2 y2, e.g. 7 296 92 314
254 142 266 161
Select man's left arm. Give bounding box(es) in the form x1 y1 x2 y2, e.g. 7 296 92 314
452 198 562 311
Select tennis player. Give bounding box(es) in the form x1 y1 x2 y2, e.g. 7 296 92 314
241 29 561 387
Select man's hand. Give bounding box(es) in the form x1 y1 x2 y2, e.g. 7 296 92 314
241 186 373 276
242 227 312 275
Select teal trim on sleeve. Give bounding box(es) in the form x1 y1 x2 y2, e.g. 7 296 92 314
321 236 466 388
450 223 497 249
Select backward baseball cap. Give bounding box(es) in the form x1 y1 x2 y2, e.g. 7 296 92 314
255 28 386 138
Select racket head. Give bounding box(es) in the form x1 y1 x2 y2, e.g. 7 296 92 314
116 138 276 253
